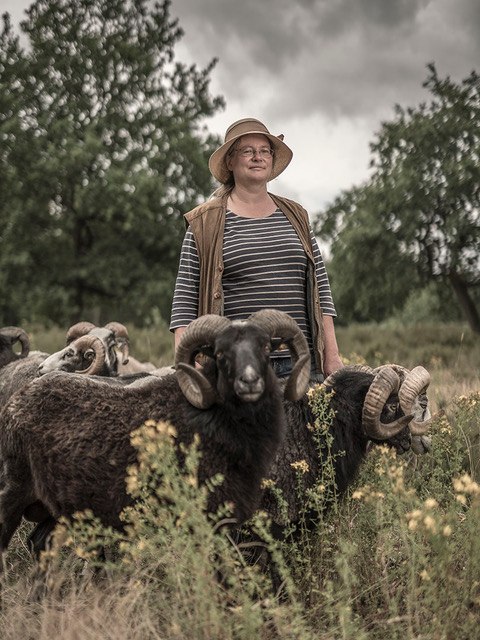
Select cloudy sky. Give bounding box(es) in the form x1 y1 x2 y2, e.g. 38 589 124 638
2 0 480 214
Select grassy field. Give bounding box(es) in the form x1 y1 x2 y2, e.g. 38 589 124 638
1 322 479 639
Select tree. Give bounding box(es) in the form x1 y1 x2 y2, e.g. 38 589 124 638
0 0 224 326
318 187 420 324
316 64 480 332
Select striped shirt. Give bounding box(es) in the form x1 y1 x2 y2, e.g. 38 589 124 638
170 209 336 357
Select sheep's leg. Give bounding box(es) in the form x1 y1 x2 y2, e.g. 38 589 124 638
27 519 59 603
27 516 57 560
0 507 24 578
0 465 34 580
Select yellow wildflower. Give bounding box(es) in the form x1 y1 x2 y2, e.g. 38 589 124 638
290 460 310 474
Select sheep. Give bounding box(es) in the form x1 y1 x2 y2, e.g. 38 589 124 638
0 326 30 369
0 324 156 557
261 364 433 528
0 322 50 408
44 320 158 376
0 309 311 571
38 334 113 377
0 325 43 408
0 353 47 408
38 337 158 379
0 333 113 409
117 355 157 374
61 321 131 377
0 325 40 405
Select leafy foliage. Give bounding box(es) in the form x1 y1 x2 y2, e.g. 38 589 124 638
0 0 224 326
316 64 480 330
321 189 420 323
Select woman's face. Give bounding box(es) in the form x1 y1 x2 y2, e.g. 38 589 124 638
226 134 274 186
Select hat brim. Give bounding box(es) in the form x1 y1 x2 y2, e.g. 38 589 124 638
208 130 293 184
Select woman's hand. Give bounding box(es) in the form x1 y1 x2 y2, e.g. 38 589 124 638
323 351 344 377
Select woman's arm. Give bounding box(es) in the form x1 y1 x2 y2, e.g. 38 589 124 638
322 314 344 376
174 326 187 351
170 230 200 349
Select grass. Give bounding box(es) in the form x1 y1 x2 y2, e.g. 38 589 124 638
1 322 479 638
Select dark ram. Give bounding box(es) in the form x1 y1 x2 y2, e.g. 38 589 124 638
262 364 432 528
0 310 310 570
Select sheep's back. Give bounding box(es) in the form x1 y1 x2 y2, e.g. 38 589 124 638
1 372 186 526
1 370 285 526
0 353 48 408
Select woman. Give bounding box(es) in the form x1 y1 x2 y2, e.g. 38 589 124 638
170 118 343 380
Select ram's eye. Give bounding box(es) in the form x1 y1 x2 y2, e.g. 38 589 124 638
216 351 224 360
385 402 398 414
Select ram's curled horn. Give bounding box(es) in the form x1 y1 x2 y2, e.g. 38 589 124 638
66 321 96 344
74 335 107 375
175 315 231 409
104 322 130 364
2 326 30 357
398 366 433 435
362 367 414 440
247 308 310 401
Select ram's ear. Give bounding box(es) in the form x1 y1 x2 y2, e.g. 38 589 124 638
198 345 215 358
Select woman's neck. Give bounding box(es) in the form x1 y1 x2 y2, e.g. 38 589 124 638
228 185 276 218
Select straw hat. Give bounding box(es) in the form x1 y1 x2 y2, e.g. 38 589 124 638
208 117 293 184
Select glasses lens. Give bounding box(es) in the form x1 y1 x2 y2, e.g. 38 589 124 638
238 147 273 158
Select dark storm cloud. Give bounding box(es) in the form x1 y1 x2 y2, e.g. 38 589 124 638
318 0 432 33
171 0 480 120
2 0 479 208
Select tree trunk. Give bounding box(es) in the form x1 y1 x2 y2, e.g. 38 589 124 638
448 271 480 333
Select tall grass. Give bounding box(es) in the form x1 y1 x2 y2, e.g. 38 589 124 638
1 322 479 638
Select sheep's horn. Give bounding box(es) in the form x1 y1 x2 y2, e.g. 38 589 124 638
1 326 30 357
398 366 433 435
247 309 311 401
362 367 413 440
104 322 130 364
66 321 96 344
73 335 107 375
175 315 231 409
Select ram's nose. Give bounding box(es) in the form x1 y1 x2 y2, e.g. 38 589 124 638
234 366 265 401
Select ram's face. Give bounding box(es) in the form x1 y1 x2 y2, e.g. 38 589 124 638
412 391 431 422
37 346 83 375
214 323 272 403
376 393 412 453
88 327 117 370
377 389 431 455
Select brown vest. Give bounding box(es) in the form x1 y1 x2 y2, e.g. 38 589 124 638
184 193 324 373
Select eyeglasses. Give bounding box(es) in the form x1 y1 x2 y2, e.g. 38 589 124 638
235 146 274 159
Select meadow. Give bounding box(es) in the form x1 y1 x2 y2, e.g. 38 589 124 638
1 322 479 639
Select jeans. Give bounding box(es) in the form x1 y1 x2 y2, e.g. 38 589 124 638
270 355 324 383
